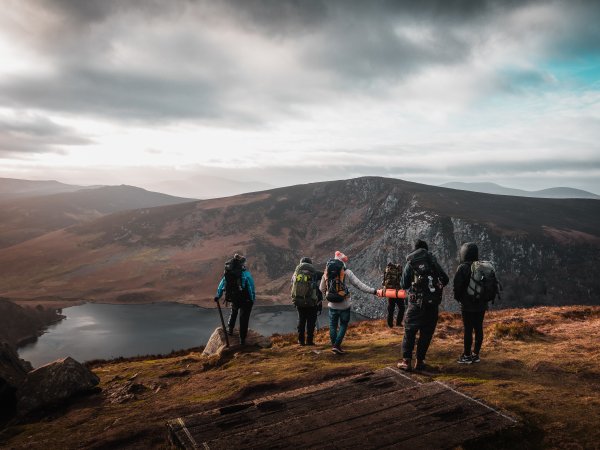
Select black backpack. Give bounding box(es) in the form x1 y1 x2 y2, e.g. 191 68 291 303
325 258 348 303
383 262 402 289
223 258 249 304
407 251 442 304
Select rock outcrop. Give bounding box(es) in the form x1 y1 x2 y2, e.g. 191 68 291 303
203 328 271 357
17 356 100 416
0 342 32 421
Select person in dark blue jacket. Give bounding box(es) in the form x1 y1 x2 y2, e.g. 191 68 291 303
398 239 449 372
214 254 256 345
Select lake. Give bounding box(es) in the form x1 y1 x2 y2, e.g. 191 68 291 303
18 302 368 367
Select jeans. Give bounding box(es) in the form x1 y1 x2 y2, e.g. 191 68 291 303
387 298 405 327
329 308 351 347
401 302 439 361
462 310 486 355
297 306 318 344
228 300 253 343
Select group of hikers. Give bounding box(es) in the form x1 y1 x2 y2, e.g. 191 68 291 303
214 239 499 371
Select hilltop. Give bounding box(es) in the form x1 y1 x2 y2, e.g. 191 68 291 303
1 305 598 449
0 185 195 249
0 177 598 315
441 182 600 199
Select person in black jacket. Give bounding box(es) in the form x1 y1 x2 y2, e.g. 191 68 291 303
453 242 487 364
397 239 449 372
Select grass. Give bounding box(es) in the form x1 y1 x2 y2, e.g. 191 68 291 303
1 305 599 449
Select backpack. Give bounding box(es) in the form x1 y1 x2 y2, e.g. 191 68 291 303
291 263 318 308
383 262 402 289
223 258 249 304
467 261 499 303
408 250 442 304
325 258 349 303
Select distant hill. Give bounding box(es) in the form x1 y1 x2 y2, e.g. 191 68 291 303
441 182 600 199
0 177 598 313
146 175 273 199
0 185 195 248
0 178 94 200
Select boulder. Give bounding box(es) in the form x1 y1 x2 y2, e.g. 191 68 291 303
203 328 271 357
17 356 100 416
0 342 31 421
0 341 31 388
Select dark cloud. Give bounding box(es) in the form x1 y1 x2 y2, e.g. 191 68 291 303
0 115 91 155
0 0 597 128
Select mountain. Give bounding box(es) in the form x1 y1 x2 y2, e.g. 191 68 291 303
0 185 195 249
146 175 274 199
0 178 93 200
0 177 598 314
441 182 600 199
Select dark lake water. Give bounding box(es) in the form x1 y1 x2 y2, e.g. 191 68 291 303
18 302 367 368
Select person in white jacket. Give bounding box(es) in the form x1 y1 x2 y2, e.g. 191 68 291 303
320 251 378 354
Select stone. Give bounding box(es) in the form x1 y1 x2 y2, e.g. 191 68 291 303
17 356 100 416
0 341 32 420
202 328 271 357
0 341 31 388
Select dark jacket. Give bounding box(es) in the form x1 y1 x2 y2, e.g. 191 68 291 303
453 242 487 312
401 248 449 298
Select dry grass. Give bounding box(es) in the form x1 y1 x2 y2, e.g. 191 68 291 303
1 305 599 449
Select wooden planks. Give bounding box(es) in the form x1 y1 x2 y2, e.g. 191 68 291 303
167 368 516 450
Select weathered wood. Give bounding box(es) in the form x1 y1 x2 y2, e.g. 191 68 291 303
173 368 416 433
167 368 517 450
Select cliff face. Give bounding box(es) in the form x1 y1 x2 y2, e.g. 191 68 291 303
0 177 598 315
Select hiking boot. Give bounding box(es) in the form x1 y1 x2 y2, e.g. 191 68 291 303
297 338 305 346
331 345 345 355
306 340 315 346
470 354 481 363
457 354 472 364
414 360 428 371
397 359 412 372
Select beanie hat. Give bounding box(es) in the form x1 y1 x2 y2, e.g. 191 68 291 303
413 239 428 251
334 251 348 263
300 257 313 264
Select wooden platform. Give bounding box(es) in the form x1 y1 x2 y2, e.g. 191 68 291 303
167 367 517 449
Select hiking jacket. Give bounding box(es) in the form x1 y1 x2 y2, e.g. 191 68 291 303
319 267 376 310
400 249 449 292
453 243 487 312
215 269 256 302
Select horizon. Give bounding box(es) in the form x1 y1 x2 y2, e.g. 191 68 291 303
1 1 599 195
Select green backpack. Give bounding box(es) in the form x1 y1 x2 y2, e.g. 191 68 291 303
291 263 318 308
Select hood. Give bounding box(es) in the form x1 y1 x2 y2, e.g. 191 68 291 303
407 247 428 261
460 242 479 263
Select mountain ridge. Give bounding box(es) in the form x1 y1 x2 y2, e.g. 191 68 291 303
441 181 600 199
0 176 597 315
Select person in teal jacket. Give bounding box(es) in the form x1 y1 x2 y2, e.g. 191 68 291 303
214 254 256 344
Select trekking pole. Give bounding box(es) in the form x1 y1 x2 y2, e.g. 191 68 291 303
215 298 230 348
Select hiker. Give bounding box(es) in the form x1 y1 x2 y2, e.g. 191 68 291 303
382 262 405 327
291 257 322 346
214 253 256 345
397 239 449 372
319 251 378 355
453 242 499 364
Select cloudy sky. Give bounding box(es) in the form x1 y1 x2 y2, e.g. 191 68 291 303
0 0 599 195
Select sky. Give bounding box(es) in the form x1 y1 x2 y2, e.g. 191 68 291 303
0 0 599 196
